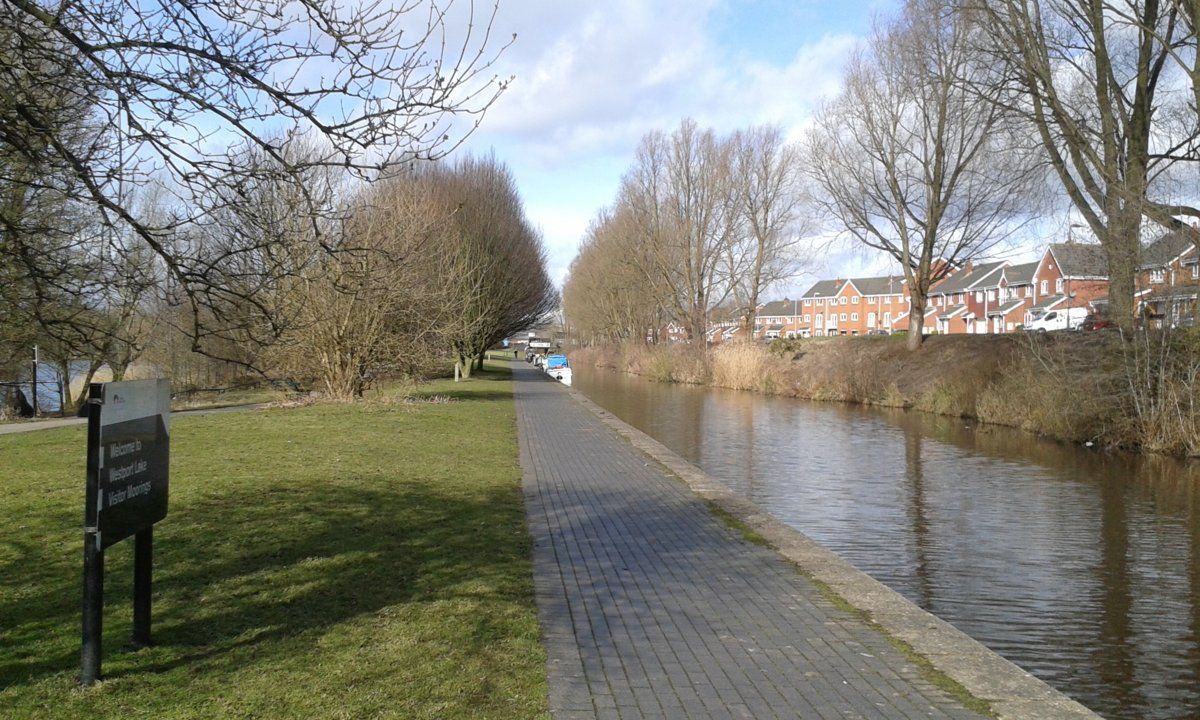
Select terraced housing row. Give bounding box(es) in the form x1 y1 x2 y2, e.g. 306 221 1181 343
705 231 1197 341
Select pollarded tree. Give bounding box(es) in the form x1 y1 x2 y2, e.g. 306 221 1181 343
426 155 558 378
807 0 1039 349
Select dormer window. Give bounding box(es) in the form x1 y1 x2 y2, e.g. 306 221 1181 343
1151 269 1165 284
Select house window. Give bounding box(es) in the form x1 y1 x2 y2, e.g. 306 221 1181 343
1193 265 1199 279
988 290 996 302
852 296 860 304
868 297 875 304
975 291 983 302
1151 269 1165 284
884 312 891 323
1041 280 1048 294
1055 278 1064 293
804 299 811 306
840 297 847 305
851 313 859 321
955 293 962 304
840 313 847 321
804 314 810 323
1025 287 1032 298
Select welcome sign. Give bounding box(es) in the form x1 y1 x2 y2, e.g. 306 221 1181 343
88 379 170 548
81 377 171 685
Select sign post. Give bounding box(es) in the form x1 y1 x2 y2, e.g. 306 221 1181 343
81 378 170 686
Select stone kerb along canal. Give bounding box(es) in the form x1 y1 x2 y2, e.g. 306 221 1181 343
574 366 1200 720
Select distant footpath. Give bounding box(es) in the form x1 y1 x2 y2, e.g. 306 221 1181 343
573 332 1200 456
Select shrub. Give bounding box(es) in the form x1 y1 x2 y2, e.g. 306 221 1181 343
710 342 785 392
1121 329 1200 455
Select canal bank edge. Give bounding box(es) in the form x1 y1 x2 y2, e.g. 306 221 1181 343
563 382 1101 720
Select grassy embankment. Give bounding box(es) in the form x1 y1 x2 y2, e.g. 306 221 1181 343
575 332 1200 455
0 361 547 719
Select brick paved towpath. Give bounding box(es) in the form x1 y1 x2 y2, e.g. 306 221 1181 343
514 363 989 720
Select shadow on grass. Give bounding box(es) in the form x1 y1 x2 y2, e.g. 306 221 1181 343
0 477 530 689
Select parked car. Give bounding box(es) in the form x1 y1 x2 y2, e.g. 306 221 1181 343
1025 307 1089 332
1081 312 1116 331
866 329 889 336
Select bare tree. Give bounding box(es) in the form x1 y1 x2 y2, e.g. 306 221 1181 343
807 0 1038 349
426 155 558 378
974 0 1199 328
0 0 513 361
273 175 451 399
730 125 810 335
563 206 664 343
622 119 741 341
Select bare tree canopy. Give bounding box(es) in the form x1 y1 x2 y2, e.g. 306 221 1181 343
807 0 1041 348
564 118 811 345
729 125 809 333
425 154 559 377
973 0 1200 327
620 119 743 341
0 0 512 359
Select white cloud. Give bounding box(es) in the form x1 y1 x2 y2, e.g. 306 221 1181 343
455 2 866 287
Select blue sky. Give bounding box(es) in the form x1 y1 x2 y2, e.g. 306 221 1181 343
454 0 900 292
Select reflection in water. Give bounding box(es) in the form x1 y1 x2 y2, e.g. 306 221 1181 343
905 431 935 609
575 367 1200 720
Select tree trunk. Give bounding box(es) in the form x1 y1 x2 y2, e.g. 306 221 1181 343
906 295 927 350
690 305 707 345
57 360 74 409
1103 216 1141 332
475 354 485 372
458 354 474 379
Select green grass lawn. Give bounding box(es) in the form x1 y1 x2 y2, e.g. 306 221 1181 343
0 362 548 719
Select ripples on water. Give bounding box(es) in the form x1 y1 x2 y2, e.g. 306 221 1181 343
574 367 1200 720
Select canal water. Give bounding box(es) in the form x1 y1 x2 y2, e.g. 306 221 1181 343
574 367 1200 720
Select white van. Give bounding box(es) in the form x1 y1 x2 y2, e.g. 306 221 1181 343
1025 307 1088 332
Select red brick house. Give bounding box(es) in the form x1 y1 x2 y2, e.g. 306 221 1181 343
796 275 906 337
754 299 804 339
1135 230 1198 328
1028 242 1109 324
925 260 1007 334
647 321 688 344
987 261 1039 332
